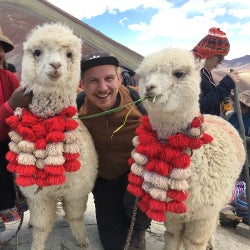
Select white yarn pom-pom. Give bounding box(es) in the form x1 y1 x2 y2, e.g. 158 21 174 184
34 149 47 159
131 150 148 165
8 141 20 154
18 152 36 165
18 140 35 153
46 142 64 156
8 131 22 143
64 142 79 154
44 155 65 165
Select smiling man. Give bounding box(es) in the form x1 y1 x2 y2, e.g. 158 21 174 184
78 52 150 250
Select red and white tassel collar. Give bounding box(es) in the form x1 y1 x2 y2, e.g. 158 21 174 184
5 106 81 188
127 115 213 222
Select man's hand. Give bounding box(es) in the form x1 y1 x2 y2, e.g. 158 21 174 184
228 70 240 85
8 87 32 110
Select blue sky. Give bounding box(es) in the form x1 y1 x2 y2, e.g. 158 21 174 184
47 0 250 60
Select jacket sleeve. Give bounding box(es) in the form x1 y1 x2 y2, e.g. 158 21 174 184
0 102 14 142
199 74 235 114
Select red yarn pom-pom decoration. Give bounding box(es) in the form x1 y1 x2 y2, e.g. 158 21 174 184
15 164 37 176
146 209 166 222
61 106 77 118
64 159 81 172
64 119 78 131
127 183 143 197
167 190 188 202
166 200 187 214
46 131 65 143
44 165 65 175
16 175 36 187
128 172 143 185
6 115 19 129
47 174 66 185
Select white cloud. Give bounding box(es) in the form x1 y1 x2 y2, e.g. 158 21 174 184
119 17 128 26
47 0 250 59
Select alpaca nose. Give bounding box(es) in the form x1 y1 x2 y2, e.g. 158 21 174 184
50 62 61 69
146 84 156 92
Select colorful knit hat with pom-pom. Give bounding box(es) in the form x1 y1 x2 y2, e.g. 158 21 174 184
192 27 230 59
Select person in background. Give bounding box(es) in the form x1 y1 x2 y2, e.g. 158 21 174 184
192 27 240 116
78 52 150 250
0 27 31 232
227 90 250 136
220 90 250 226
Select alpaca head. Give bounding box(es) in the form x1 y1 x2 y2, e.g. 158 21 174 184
137 48 201 116
21 23 82 94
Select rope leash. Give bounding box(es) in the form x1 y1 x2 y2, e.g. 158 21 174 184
124 197 140 250
78 96 147 120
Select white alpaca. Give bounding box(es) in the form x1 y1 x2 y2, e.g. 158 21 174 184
6 23 98 250
128 48 245 250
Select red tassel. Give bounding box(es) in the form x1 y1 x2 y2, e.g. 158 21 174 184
138 131 157 145
6 115 19 129
35 139 47 149
15 164 36 176
47 174 66 185
5 151 18 162
127 183 143 197
44 165 65 175
191 116 204 128
168 134 189 150
17 126 36 142
167 189 188 202
21 112 38 126
64 159 81 172
61 106 77 118
7 163 17 172
166 200 187 214
32 124 47 139
138 200 148 213
189 138 203 149
64 119 78 131
202 133 213 144
154 160 172 176
63 153 80 160
128 157 134 167
44 117 65 132
141 192 151 204
128 172 143 185
46 131 65 143
146 209 166 222
149 199 167 212
36 169 48 179
16 175 36 187
171 153 190 169
36 178 50 187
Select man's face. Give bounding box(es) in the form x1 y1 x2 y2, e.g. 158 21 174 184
83 64 122 111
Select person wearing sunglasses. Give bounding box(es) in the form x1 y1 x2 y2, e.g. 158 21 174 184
192 27 240 116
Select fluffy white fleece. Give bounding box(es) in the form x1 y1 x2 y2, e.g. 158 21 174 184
134 47 245 250
9 23 98 250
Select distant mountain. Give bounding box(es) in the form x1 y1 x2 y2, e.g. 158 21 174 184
223 55 250 69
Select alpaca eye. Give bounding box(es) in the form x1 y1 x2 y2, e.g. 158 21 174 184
33 49 41 57
67 52 73 58
173 71 185 79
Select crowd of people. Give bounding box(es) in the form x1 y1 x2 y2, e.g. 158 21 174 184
0 24 249 249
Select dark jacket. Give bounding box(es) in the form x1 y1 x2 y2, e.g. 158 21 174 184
228 111 250 136
199 68 235 116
